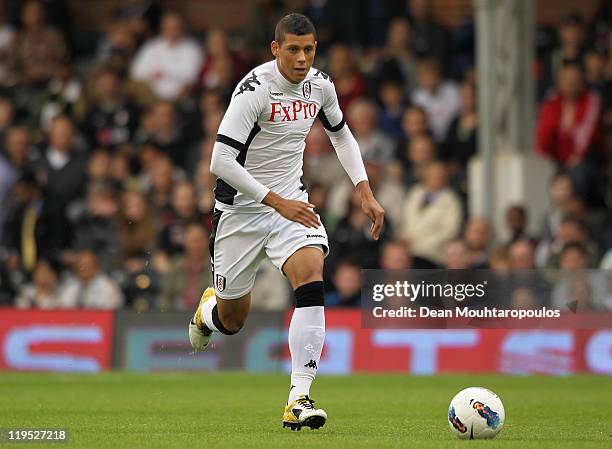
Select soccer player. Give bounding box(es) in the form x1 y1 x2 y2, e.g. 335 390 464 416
189 13 384 431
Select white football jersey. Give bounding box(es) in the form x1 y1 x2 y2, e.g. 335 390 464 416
213 60 345 212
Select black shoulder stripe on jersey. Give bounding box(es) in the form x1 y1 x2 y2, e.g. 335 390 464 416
317 109 345 132
214 123 262 205
216 134 243 151
237 123 261 165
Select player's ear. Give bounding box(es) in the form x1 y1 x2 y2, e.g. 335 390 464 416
271 40 279 57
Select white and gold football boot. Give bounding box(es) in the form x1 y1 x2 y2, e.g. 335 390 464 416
282 395 327 431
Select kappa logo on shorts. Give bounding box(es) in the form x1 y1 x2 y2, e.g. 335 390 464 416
216 274 227 292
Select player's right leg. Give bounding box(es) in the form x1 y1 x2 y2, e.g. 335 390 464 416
189 290 251 351
189 209 266 352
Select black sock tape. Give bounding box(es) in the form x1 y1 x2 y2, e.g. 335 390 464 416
294 281 325 308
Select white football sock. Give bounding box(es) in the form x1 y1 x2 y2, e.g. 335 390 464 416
288 306 325 403
201 295 220 333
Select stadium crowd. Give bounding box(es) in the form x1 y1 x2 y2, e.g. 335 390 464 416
0 0 610 311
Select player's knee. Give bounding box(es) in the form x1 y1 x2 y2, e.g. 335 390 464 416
294 280 325 308
293 265 323 287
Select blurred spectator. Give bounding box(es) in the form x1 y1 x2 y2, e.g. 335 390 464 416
399 104 430 160
505 205 532 245
2 171 52 277
379 239 412 270
144 155 179 218
137 100 188 166
117 189 157 261
508 238 550 307
95 23 137 70
109 150 132 190
86 149 112 184
198 28 244 96
369 160 407 234
61 250 123 308
158 223 211 311
536 216 598 268
400 161 462 267
6 0 68 87
444 239 471 269
488 245 511 274
0 125 34 236
541 171 575 241
15 258 65 308
327 44 366 112
158 181 206 256
374 17 417 95
347 98 394 165
558 241 590 270
71 183 121 273
535 62 605 205
37 57 82 131
551 242 610 311
35 115 87 251
401 134 436 185
130 10 203 101
2 126 35 174
539 14 587 98
411 59 459 142
509 238 537 270
327 189 390 275
81 69 139 149
463 217 493 268
326 259 361 307
441 80 477 172
584 47 612 106
377 80 408 143
407 0 449 63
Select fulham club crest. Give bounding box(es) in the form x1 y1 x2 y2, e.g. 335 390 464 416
216 274 226 292
302 81 311 99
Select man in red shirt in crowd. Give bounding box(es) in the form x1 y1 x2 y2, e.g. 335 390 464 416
536 62 605 205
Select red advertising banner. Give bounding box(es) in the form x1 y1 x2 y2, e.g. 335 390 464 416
285 310 612 375
0 309 114 372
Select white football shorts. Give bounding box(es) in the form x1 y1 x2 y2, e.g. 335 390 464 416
210 207 329 299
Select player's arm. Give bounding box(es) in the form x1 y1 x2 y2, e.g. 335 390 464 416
210 75 271 203
319 78 385 239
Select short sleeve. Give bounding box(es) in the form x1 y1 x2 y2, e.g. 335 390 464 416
216 71 266 146
317 76 346 133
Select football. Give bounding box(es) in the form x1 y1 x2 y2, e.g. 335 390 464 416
448 387 505 439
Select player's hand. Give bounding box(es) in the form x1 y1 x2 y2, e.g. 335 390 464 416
263 191 321 228
277 198 321 228
356 182 384 240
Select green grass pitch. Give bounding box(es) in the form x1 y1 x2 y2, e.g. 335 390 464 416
1 372 610 449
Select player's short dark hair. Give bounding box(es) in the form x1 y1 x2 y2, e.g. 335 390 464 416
274 13 316 44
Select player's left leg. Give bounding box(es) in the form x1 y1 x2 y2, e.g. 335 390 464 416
281 247 327 430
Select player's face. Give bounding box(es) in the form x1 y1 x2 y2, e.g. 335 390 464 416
272 33 317 84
